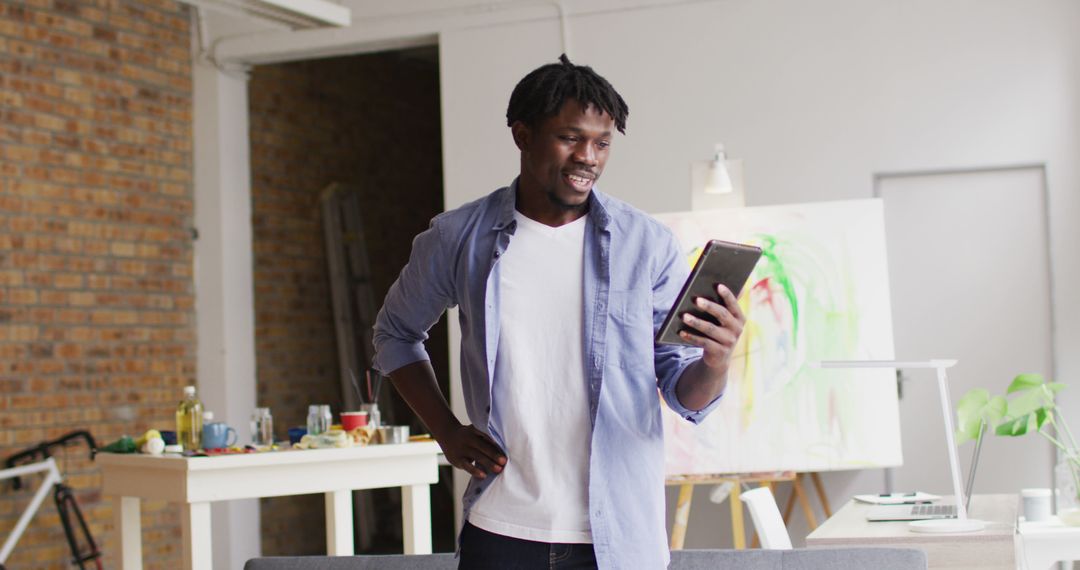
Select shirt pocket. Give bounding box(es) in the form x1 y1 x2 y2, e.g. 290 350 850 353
607 288 655 372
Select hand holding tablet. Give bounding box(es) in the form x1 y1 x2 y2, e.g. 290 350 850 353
655 239 762 348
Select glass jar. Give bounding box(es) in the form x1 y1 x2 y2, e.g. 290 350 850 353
1055 451 1080 525
251 407 273 446
319 405 332 433
360 403 381 429
306 405 322 436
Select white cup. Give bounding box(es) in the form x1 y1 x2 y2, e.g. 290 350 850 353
1021 488 1052 522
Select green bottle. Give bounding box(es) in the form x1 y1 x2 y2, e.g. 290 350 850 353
176 385 204 451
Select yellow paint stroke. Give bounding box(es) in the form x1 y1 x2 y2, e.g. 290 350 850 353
686 246 704 268
737 293 756 431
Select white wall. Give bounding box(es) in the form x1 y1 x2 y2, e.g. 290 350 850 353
200 0 1080 551
439 0 1080 547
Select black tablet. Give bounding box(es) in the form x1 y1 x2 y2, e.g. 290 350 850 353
655 239 762 347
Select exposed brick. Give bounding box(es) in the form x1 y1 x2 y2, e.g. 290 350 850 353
0 270 24 286
6 289 40 304
0 1 191 567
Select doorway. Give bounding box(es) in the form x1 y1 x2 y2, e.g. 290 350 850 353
876 166 1056 496
247 45 454 555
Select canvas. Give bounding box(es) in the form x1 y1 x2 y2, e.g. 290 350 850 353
655 199 902 475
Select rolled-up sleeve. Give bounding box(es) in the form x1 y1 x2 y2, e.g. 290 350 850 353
652 229 723 424
372 216 457 375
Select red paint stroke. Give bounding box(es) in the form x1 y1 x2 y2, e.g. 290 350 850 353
752 277 785 323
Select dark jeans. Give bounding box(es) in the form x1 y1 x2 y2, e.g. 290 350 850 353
458 521 598 570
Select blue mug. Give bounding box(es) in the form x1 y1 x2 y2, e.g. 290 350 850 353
202 422 237 449
287 427 307 444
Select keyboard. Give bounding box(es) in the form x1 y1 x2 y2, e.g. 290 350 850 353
911 504 957 517
866 503 958 521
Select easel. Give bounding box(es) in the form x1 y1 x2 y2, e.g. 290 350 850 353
778 472 832 535
666 471 832 550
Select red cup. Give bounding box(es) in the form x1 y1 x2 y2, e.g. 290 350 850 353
341 411 369 431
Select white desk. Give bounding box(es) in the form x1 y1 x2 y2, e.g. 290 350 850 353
806 494 1017 570
98 441 441 570
1017 516 1080 570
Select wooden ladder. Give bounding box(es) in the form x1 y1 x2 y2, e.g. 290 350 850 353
321 182 377 413
321 182 382 551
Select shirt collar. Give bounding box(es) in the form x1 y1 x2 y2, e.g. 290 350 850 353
491 180 518 231
587 187 612 230
494 177 612 231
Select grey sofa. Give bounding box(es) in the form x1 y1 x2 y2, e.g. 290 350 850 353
244 547 927 569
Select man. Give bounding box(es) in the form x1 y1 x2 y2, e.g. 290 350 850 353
373 55 745 569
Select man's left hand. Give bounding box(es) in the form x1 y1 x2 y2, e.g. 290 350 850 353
677 284 747 374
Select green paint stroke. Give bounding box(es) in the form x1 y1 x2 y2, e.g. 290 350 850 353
756 234 799 346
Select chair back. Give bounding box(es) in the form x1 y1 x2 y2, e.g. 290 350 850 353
739 486 792 550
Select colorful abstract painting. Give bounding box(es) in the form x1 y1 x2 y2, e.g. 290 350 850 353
654 199 902 475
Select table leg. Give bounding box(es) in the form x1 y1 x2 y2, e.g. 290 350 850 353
1015 533 1030 570
325 490 354 555
114 496 142 570
402 484 432 554
181 502 213 570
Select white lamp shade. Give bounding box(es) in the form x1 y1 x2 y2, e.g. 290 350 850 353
691 143 744 210
704 160 734 194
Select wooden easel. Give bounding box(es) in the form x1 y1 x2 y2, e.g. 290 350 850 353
778 472 833 533
666 471 794 550
666 471 832 550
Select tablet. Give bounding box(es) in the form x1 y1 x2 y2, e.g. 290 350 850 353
655 239 762 347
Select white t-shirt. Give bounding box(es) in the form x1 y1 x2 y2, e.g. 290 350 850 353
468 210 593 544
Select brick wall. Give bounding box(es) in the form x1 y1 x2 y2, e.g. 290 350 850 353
248 48 449 555
0 0 192 568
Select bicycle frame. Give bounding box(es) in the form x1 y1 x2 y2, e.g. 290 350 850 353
0 457 62 564
2 430 101 569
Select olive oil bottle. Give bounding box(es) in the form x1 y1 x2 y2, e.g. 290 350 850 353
176 385 204 451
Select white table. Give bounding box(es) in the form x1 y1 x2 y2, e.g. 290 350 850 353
806 494 1018 569
1017 516 1080 569
98 441 441 570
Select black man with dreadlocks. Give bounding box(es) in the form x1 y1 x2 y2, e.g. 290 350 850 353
373 55 742 569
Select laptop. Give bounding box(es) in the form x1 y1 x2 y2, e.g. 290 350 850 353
866 429 983 522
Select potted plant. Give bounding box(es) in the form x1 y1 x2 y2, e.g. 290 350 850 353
956 373 1080 524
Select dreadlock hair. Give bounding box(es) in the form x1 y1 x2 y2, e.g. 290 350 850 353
506 54 629 134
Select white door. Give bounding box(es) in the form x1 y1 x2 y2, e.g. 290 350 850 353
878 166 1055 496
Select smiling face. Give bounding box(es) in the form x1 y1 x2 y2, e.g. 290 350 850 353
512 99 614 225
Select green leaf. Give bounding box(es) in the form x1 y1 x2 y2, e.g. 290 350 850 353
1035 408 1050 430
986 395 1007 423
955 390 1008 444
996 415 1032 437
970 376 1070 445
1007 374 1045 394
1007 389 1052 418
956 389 989 444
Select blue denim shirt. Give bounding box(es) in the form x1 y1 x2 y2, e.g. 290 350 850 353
373 181 722 569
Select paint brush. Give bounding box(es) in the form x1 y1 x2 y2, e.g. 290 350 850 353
348 368 365 404
364 369 371 403
371 368 384 403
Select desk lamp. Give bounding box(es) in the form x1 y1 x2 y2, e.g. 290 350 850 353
812 359 987 533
